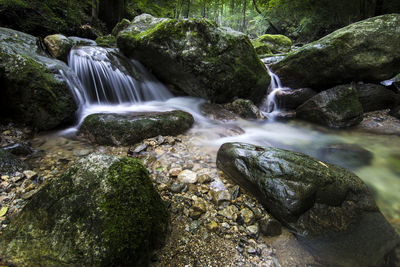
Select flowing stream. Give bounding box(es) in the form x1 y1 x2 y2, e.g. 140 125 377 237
53 46 400 231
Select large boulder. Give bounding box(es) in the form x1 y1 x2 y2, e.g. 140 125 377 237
296 84 363 128
217 142 400 267
275 88 317 110
0 154 169 266
44 34 73 62
355 83 399 112
251 34 292 55
271 14 400 90
0 27 78 130
117 14 270 103
80 110 194 146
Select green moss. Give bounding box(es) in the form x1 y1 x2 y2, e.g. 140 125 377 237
95 35 117 47
254 34 292 54
111 18 130 36
102 157 168 266
251 39 273 55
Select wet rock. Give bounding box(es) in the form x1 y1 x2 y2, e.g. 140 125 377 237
390 105 400 119
44 34 73 62
200 103 239 122
197 174 212 184
0 28 77 130
118 14 270 103
190 198 207 220
275 88 317 110
356 109 400 135
211 190 232 209
252 34 292 55
271 14 400 90
355 83 398 112
382 73 400 92
217 142 400 267
245 224 259 238
259 216 282 237
317 143 373 170
218 205 238 220
0 154 169 266
224 99 265 120
0 149 27 176
80 111 194 146
206 220 219 232
170 183 186 193
177 170 198 184
111 18 131 36
1 142 33 156
240 208 255 225
296 84 363 128
68 36 97 47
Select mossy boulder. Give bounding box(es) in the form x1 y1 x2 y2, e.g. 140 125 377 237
217 142 400 267
275 88 317 110
0 27 78 130
95 35 117 48
224 99 264 119
117 14 270 104
296 84 363 128
0 154 169 266
0 149 27 176
252 34 292 55
271 14 400 90
44 34 73 62
111 18 131 36
80 110 194 146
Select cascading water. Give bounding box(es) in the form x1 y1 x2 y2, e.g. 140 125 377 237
260 62 292 119
68 46 172 105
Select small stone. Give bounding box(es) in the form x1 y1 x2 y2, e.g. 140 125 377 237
247 247 257 255
230 185 240 200
198 174 212 184
211 190 232 209
222 222 230 229
169 167 182 177
73 149 91 157
24 183 35 192
240 208 255 225
259 216 282 237
165 136 175 145
154 148 164 156
189 199 207 219
170 183 185 193
1 175 9 181
245 224 259 238
177 170 198 184
218 205 238 220
206 220 219 232
23 170 37 180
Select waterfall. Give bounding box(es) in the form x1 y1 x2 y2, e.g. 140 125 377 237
261 64 291 119
67 46 172 105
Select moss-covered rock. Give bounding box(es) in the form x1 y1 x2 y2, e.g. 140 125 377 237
224 99 264 120
271 14 400 90
117 14 270 104
111 18 131 36
296 84 363 128
252 34 292 55
0 154 169 266
0 27 78 130
95 34 117 47
80 110 194 146
217 142 400 267
44 34 73 62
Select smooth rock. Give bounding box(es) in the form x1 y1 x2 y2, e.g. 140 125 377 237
177 170 198 184
296 84 363 128
355 83 398 112
44 34 73 62
275 88 317 110
217 142 399 267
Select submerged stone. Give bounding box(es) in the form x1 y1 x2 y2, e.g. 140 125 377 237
0 154 169 266
0 27 77 130
117 14 270 103
217 142 399 267
271 14 400 90
79 110 194 146
296 84 363 128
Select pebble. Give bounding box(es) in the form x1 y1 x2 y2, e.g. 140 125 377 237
245 224 259 238
218 205 238 220
240 208 255 225
211 190 231 209
177 170 198 184
23 170 37 180
197 173 212 184
169 167 182 177
206 220 219 232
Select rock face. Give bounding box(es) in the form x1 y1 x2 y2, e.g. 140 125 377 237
117 14 270 103
271 14 400 90
44 34 73 62
0 27 78 130
275 88 317 110
296 84 363 128
80 111 194 146
217 142 400 267
355 83 399 112
0 154 169 266
251 34 292 55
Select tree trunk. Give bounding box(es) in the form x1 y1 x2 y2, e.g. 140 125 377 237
184 0 191 18
98 0 126 31
202 0 206 17
242 0 247 31
375 0 384 15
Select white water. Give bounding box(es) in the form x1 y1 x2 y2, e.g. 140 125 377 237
59 47 400 226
